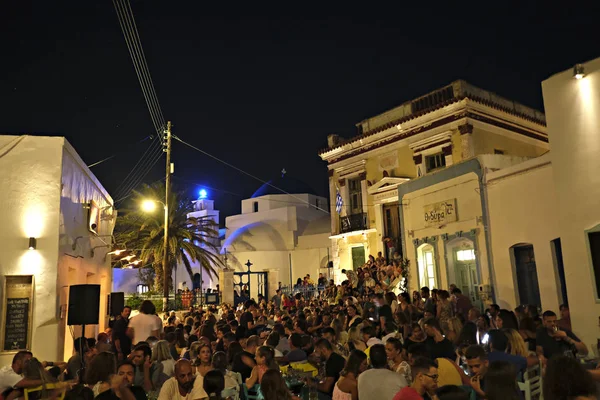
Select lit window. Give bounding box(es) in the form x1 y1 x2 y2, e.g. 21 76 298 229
418 245 437 289
456 249 475 261
137 284 149 294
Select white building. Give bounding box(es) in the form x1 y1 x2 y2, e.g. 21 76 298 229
319 80 549 303
0 135 115 365
221 174 331 300
540 57 600 347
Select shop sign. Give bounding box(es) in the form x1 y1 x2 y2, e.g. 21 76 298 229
424 199 457 227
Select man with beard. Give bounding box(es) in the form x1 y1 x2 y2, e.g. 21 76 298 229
96 361 146 400
157 359 207 400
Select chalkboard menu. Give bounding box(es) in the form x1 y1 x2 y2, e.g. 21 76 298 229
1 276 33 353
4 298 30 351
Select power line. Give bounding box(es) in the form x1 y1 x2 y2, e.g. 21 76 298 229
173 135 330 214
87 134 153 168
111 0 167 201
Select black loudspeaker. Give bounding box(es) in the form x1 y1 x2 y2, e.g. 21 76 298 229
108 292 125 317
68 284 101 326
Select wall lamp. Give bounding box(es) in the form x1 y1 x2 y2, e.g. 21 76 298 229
28 237 37 250
574 64 585 80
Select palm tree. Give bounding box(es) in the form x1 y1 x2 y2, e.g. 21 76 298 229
114 182 224 304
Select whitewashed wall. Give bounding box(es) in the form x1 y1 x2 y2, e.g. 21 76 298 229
542 57 600 347
486 155 561 311
0 136 114 365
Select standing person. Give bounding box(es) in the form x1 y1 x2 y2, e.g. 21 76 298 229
393 357 438 400
128 301 162 346
357 345 407 400
271 289 282 311
112 306 132 361
436 291 454 333
450 288 472 322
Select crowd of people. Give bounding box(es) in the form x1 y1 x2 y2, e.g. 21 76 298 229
1 255 598 400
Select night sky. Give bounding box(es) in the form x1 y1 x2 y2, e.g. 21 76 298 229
2 2 597 223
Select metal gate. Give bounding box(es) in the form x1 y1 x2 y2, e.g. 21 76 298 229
233 260 269 302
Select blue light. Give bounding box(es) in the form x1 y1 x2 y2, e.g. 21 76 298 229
199 189 208 199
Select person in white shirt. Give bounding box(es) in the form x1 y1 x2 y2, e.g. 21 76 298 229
0 351 45 396
128 300 162 345
358 344 407 400
157 359 207 400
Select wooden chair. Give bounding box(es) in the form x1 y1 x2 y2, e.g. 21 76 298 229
24 383 66 400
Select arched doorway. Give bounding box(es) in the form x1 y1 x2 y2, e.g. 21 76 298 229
511 243 541 307
445 237 478 302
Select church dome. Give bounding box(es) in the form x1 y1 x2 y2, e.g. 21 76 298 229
251 173 317 198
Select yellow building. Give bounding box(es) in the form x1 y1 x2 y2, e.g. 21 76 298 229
319 80 549 301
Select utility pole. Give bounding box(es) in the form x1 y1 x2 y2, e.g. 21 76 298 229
162 121 172 312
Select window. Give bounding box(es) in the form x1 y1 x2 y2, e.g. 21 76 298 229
494 149 505 155
137 284 149 294
315 198 320 209
348 178 363 214
418 244 437 289
588 232 600 297
253 201 258 212
456 249 475 261
425 153 446 172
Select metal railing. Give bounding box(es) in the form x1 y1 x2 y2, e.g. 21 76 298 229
340 212 368 233
279 285 327 299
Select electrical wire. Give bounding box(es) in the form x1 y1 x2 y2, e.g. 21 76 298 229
87 134 153 168
111 0 167 200
113 139 161 199
114 141 164 202
113 0 165 135
173 135 330 214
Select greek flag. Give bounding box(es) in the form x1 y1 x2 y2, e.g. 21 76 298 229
335 189 343 214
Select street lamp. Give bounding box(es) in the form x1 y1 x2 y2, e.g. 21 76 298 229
141 198 170 312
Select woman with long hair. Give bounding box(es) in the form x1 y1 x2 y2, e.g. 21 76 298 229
456 321 478 348
504 329 529 357
484 361 521 400
203 369 225 400
436 290 454 333
495 309 519 330
544 355 598 400
333 350 367 400
23 358 59 399
346 326 366 353
445 317 463 345
385 338 405 374
246 346 277 389
152 340 175 376
261 369 296 400
194 343 213 377
212 351 241 398
84 352 116 397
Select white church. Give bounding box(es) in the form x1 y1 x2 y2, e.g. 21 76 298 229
114 172 332 300
221 172 332 299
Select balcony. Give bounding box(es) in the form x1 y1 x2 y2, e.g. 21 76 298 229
340 212 368 234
